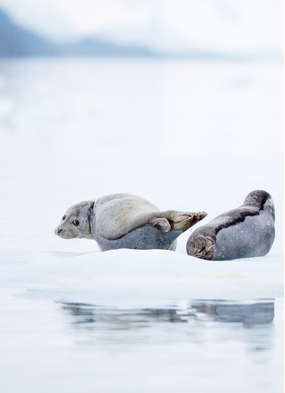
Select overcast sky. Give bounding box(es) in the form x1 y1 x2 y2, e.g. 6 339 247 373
0 0 283 54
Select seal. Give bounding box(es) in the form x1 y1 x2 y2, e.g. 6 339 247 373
55 193 207 251
186 190 275 260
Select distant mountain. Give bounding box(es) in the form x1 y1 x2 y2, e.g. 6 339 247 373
58 37 153 57
1 7 280 60
0 9 57 56
0 8 154 57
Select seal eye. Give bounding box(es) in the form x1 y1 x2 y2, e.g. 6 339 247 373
62 215 66 220
72 220 80 227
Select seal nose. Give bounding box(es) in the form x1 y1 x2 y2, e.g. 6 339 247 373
57 228 63 234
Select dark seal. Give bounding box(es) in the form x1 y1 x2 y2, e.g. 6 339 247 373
186 190 275 260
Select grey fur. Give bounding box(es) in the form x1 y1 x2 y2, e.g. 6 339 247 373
55 193 207 251
186 190 275 260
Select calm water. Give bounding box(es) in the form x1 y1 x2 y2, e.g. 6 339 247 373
0 289 283 393
0 58 283 392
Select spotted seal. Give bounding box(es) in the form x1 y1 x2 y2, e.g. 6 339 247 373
186 190 275 260
55 193 207 251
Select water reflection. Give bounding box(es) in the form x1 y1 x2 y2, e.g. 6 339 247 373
60 302 192 327
190 300 274 327
60 299 274 327
58 299 275 350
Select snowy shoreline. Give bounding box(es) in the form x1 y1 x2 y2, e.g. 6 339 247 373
1 249 283 306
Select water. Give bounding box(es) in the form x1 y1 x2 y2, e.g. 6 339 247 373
0 290 283 393
0 58 283 392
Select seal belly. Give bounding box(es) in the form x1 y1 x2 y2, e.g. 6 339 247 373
93 225 178 251
214 211 275 260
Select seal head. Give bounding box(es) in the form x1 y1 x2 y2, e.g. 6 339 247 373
55 201 94 239
243 190 275 221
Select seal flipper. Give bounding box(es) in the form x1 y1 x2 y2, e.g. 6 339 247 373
187 235 215 260
151 218 171 232
149 211 208 233
172 211 208 231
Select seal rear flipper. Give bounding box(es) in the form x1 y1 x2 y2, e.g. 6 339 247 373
187 235 215 260
166 211 208 232
149 211 207 233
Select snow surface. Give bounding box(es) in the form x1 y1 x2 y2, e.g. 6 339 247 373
0 250 283 305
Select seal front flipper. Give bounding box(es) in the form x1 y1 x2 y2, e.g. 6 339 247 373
150 218 172 232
